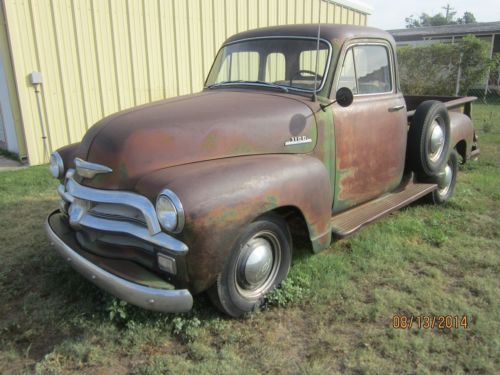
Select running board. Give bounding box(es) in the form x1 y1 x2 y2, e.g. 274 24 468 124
331 183 437 237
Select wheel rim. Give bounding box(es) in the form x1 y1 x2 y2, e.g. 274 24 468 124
235 230 281 299
437 163 453 197
428 119 445 163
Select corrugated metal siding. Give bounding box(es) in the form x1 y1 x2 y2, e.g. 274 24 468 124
3 0 368 165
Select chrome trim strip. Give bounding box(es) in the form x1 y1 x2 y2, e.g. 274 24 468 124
214 36 333 94
57 184 74 203
46 215 193 313
66 175 162 235
78 213 188 254
284 137 313 146
75 158 113 179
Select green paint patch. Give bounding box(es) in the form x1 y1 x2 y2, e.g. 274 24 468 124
230 143 255 155
119 162 129 181
201 132 218 151
264 195 279 209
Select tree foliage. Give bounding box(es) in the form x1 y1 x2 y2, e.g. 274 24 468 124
405 5 476 28
457 12 477 24
489 53 500 88
398 35 491 96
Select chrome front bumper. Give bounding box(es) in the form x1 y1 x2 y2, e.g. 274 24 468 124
46 211 193 313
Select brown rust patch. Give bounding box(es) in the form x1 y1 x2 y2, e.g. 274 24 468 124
135 154 332 293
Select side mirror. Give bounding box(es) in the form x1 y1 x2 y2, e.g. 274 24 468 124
336 87 353 107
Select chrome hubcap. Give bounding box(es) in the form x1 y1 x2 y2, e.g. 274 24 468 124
437 164 453 197
235 231 280 299
244 238 273 285
428 120 445 162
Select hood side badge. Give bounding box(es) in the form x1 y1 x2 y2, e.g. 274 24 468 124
75 158 113 179
285 136 312 146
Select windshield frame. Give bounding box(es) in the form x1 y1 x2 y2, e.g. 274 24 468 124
204 36 334 94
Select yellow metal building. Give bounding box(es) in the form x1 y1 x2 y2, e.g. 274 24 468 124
0 0 371 165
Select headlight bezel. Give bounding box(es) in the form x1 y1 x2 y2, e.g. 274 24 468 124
49 152 64 179
155 189 185 233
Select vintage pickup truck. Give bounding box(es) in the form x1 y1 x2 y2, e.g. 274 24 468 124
45 25 479 317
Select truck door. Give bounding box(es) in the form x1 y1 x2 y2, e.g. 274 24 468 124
332 41 407 213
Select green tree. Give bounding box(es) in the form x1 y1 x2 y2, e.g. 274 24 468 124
490 53 500 87
457 35 491 94
398 43 459 95
405 7 476 28
457 11 477 24
398 35 491 96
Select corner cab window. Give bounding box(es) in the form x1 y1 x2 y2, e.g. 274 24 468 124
338 44 392 95
338 48 357 94
206 38 330 92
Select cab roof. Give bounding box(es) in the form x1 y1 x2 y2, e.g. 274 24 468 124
224 24 395 47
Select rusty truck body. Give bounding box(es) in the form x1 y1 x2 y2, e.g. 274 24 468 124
46 25 479 317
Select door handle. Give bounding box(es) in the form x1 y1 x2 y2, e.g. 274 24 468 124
388 105 405 112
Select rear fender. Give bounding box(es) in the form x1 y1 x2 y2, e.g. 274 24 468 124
449 111 474 162
135 154 332 293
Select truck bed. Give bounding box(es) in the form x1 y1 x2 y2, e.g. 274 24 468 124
404 95 477 118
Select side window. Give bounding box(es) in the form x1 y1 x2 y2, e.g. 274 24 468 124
218 51 259 82
353 45 392 94
338 48 357 94
265 52 286 82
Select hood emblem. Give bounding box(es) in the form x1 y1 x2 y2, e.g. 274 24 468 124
285 136 312 146
75 158 113 179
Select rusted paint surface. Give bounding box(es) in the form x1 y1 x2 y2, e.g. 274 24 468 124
449 111 474 157
405 95 477 116
332 92 408 213
76 90 316 190
135 154 332 293
57 143 80 172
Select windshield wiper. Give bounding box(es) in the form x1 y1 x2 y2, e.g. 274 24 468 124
206 80 288 92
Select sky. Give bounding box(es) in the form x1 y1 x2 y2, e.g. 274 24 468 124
362 0 500 30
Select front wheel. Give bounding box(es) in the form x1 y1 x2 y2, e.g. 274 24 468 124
208 213 292 317
427 150 459 204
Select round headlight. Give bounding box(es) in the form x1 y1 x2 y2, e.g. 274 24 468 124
156 190 185 233
49 152 64 179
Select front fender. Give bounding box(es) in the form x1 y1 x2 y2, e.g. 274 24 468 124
135 154 332 293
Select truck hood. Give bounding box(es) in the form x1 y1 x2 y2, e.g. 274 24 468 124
78 90 317 190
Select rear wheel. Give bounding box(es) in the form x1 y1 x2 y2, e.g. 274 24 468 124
209 213 292 317
407 101 451 177
427 150 459 204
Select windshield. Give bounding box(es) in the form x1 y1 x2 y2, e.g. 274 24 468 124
205 38 331 93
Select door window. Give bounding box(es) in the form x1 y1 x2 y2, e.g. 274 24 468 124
338 44 392 95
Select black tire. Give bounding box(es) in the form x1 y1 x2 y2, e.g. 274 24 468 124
426 150 459 204
208 213 292 317
407 101 451 177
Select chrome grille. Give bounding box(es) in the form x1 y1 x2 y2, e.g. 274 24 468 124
56 169 188 254
89 203 146 226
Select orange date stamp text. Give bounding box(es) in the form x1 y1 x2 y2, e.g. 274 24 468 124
392 314 469 329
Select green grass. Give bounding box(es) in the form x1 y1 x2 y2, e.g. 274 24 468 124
1 102 499 374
